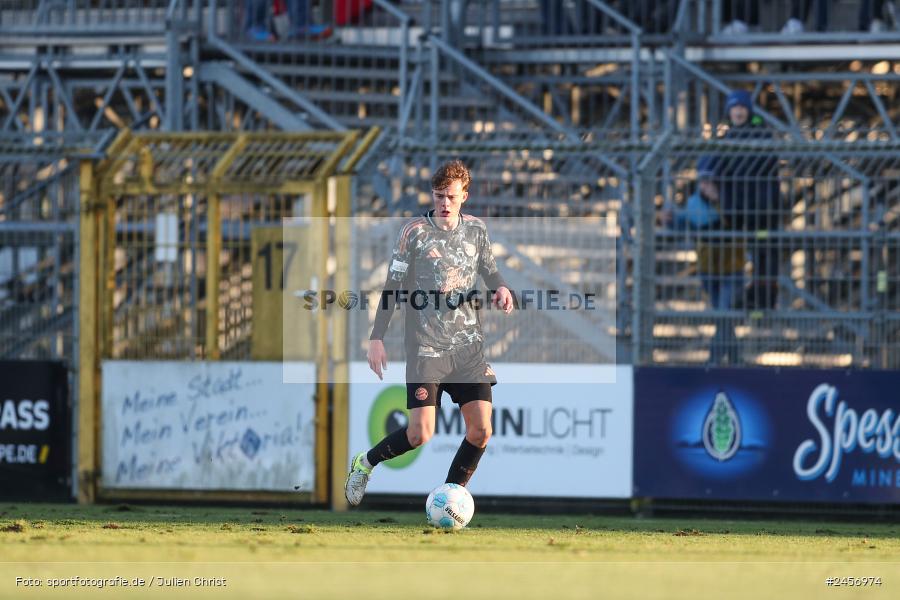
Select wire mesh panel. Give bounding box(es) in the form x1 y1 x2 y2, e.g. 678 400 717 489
110 194 203 358
218 193 301 358
356 129 900 370
108 192 304 359
347 215 617 377
648 137 900 369
99 130 358 360
351 141 626 377
372 133 631 212
0 163 79 361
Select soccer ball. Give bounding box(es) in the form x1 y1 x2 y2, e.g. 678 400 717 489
425 483 475 530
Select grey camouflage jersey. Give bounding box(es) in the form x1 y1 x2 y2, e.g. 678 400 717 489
387 211 501 357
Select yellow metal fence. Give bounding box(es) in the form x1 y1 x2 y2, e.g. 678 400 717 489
76 128 378 504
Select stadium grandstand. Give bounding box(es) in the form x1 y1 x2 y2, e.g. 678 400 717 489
3 1 899 378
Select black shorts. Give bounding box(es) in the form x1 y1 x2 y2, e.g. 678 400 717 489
406 343 495 409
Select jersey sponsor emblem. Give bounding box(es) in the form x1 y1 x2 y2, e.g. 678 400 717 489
390 259 409 273
463 242 476 257
415 387 429 401
440 267 467 293
428 247 442 259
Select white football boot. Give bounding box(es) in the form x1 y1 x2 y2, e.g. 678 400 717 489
344 452 372 506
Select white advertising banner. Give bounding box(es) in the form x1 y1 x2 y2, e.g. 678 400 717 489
348 363 633 498
101 361 316 491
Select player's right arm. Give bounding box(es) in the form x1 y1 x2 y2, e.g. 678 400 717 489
367 219 420 379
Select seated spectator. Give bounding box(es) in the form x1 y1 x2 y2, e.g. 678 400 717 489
722 0 831 35
286 0 332 39
859 0 899 32
614 0 675 34
244 0 274 41
721 0 759 34
782 0 829 33
540 0 569 36
715 90 781 310
663 157 745 365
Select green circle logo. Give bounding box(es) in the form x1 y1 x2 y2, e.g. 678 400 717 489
368 386 422 469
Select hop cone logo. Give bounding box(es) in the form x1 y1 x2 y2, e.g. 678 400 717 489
712 403 732 454
702 391 741 461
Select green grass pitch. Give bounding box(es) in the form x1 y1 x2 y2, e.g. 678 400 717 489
0 503 896 599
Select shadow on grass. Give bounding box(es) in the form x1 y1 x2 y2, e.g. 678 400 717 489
0 503 898 540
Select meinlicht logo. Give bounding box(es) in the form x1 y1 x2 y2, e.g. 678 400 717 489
436 406 612 440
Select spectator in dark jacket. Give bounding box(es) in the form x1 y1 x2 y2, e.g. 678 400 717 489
714 89 781 310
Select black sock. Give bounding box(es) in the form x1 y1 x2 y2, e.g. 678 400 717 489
445 438 486 487
366 427 414 467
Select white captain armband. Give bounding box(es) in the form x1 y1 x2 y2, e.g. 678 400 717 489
390 259 409 274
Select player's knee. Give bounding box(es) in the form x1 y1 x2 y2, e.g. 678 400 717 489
407 427 433 447
466 425 491 447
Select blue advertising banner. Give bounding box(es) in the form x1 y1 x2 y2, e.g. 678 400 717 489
633 367 900 503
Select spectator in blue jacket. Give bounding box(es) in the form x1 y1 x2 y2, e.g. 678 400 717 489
715 89 781 310
663 157 745 365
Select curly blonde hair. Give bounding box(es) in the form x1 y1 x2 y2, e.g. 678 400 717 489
431 159 471 193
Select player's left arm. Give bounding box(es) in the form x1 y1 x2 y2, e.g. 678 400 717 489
477 227 513 314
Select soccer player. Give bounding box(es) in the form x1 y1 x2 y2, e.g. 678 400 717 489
344 160 514 506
